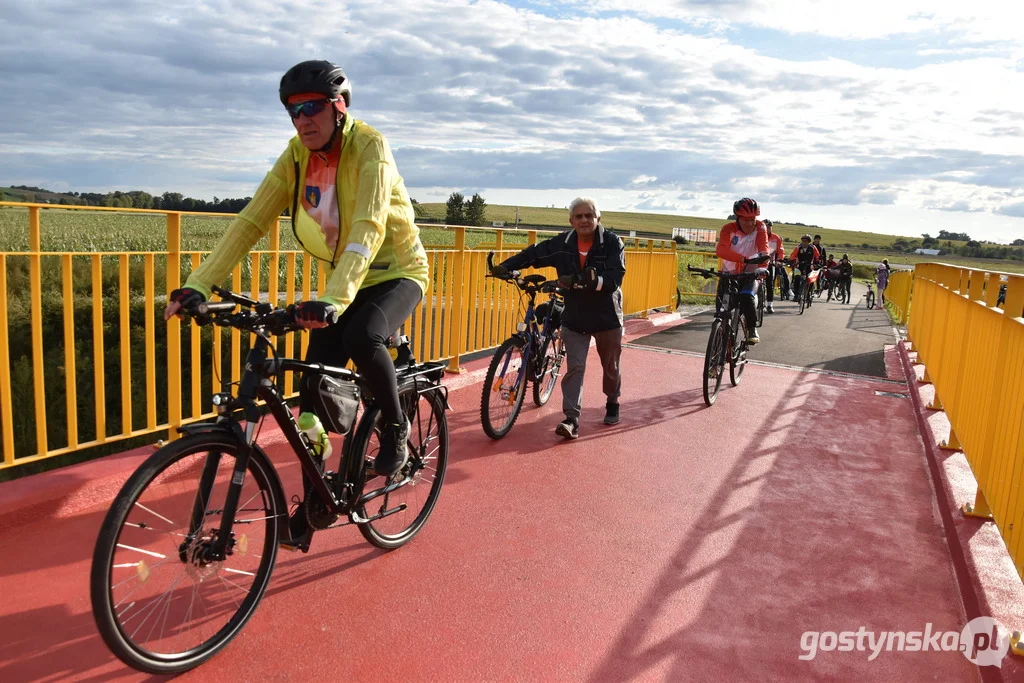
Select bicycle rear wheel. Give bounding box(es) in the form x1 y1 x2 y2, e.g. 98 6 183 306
480 337 529 439
91 434 281 674
703 319 727 406
532 334 564 407
357 382 449 550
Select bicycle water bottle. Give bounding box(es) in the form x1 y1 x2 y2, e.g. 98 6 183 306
297 412 332 463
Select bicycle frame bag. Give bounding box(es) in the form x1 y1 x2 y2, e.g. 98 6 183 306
536 298 564 330
304 374 361 435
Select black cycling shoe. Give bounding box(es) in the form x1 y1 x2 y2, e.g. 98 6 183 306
604 402 619 425
374 419 410 477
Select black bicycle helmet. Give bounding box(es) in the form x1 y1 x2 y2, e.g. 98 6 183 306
279 60 351 107
764 219 773 228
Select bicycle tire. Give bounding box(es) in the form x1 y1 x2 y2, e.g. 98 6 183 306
730 310 747 387
798 285 806 314
356 382 449 550
703 319 727 406
91 433 281 674
532 335 564 407
480 336 529 439
866 291 875 309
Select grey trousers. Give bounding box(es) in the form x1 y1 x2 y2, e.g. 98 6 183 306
560 326 622 420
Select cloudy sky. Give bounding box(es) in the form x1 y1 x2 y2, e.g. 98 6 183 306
2 0 1024 243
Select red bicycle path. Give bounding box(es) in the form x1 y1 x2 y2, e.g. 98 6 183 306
0 313 1021 682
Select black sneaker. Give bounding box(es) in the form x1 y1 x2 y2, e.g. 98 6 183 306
374 419 410 477
555 417 579 439
604 402 619 425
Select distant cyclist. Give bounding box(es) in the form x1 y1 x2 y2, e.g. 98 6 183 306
838 254 853 304
789 234 820 306
764 219 786 312
812 234 827 292
875 259 890 309
716 198 769 344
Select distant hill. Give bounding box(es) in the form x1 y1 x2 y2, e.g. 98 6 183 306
1 186 82 204
415 202 904 250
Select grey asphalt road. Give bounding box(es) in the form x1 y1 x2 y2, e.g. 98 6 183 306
633 281 898 377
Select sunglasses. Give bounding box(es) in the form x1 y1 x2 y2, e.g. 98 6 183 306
285 98 335 120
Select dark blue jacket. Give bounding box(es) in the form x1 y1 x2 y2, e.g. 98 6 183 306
500 225 626 334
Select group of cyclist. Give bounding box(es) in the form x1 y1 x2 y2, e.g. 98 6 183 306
161 60 882 536
707 198 861 347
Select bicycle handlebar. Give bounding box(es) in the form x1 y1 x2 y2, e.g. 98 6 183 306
179 285 302 336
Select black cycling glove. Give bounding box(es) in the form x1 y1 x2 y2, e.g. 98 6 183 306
294 300 339 325
169 287 205 311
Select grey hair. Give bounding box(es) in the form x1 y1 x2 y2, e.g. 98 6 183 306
568 197 600 220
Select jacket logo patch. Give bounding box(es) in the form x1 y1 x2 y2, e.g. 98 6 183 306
305 186 321 208
731 236 739 245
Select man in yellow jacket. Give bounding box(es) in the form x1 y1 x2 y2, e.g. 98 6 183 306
164 61 429 492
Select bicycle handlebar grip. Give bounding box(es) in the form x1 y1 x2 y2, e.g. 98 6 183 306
196 301 237 315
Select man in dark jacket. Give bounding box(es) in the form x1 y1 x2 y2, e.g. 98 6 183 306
491 197 626 439
838 254 853 304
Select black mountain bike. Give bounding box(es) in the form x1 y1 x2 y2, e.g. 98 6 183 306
90 286 449 674
480 252 566 439
687 255 768 406
792 265 818 315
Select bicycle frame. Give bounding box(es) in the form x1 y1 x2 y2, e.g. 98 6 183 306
493 281 562 389
180 295 447 557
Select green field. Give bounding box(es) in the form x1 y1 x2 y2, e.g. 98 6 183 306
2 204 1023 275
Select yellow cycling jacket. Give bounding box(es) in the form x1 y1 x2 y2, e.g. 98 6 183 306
185 114 430 314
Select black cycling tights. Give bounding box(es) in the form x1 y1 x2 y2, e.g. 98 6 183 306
716 278 757 336
300 278 422 426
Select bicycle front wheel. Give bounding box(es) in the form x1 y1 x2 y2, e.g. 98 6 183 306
703 319 727 406
866 291 875 309
730 314 747 387
480 337 529 439
798 285 806 314
357 382 449 550
90 433 281 674
532 334 564 407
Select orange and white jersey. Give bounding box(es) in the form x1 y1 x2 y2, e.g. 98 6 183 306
767 233 785 261
716 221 769 274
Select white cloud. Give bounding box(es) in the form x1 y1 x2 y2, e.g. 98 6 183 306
1 0 1023 242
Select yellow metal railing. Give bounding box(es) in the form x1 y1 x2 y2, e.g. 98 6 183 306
906 262 1024 584
0 202 677 469
885 269 913 324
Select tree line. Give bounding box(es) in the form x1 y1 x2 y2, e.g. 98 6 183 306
7 186 254 213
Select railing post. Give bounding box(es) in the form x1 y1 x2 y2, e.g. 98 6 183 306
528 230 537 246
962 490 993 519
446 227 467 373
28 206 47 456
166 212 182 441
640 239 655 319
0 255 13 464
940 428 962 451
